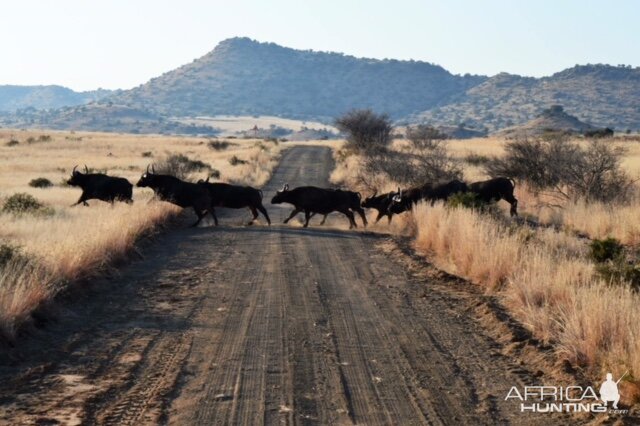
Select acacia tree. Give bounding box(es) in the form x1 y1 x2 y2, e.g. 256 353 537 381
405 124 448 150
335 109 393 154
486 135 634 203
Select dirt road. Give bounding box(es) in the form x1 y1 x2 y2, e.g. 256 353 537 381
0 147 569 425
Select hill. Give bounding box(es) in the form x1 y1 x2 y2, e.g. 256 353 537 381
0 103 219 135
411 65 640 132
0 85 112 111
111 37 485 120
2 39 640 134
497 105 595 136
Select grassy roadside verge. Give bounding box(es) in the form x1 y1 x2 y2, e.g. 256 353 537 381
0 129 282 343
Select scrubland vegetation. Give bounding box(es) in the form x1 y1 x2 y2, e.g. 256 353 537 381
0 130 280 341
331 111 640 399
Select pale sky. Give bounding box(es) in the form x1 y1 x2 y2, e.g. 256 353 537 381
1 0 638 91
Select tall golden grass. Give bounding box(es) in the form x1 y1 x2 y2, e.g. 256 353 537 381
0 129 281 341
331 136 640 392
411 203 640 382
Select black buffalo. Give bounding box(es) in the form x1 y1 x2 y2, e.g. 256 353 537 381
311 189 368 227
389 179 467 215
361 191 396 224
271 184 358 229
136 165 212 227
67 165 133 206
196 177 271 226
467 177 518 216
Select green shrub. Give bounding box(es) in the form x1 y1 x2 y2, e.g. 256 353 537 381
209 169 221 179
26 135 51 144
0 243 20 268
229 155 248 166
589 237 624 263
595 262 640 290
141 151 153 158
29 177 53 188
5 139 19 147
207 140 236 151
2 193 53 216
589 237 640 289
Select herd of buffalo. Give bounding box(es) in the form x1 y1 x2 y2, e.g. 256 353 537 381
65 164 518 227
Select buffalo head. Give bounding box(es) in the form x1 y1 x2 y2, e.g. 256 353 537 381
67 164 90 187
270 183 290 204
136 164 156 187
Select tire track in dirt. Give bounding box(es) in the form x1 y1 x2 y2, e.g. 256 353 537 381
0 146 573 425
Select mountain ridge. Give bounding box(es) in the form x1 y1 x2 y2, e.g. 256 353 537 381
111 37 485 120
0 85 113 112
2 37 639 133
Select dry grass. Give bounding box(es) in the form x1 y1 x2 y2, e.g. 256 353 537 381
0 129 281 341
534 200 640 244
177 115 338 136
330 135 640 394
411 203 640 386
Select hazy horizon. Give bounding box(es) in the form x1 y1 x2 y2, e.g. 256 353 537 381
2 0 639 91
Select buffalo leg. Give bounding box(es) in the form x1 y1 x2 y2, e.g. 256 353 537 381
191 209 205 227
387 212 394 224
256 204 271 225
340 209 357 229
247 207 259 225
506 196 518 217
348 211 357 229
303 210 311 227
374 210 385 223
355 207 368 227
70 196 89 207
283 208 301 224
210 208 219 226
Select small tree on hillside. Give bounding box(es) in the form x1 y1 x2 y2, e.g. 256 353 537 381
335 109 393 154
